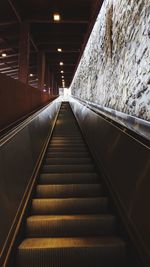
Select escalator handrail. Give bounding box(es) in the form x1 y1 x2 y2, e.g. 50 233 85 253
0 97 59 148
0 100 56 138
70 95 150 148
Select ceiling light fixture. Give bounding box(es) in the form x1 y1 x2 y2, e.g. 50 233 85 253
60 62 64 66
61 70 64 74
62 76 64 78
53 13 61 21
29 73 33 77
57 48 62 52
2 53 7 57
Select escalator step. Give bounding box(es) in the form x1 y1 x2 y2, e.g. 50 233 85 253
26 214 117 237
53 131 81 133
44 158 92 165
48 144 86 148
35 184 103 198
46 152 90 158
17 237 127 267
41 164 95 173
50 140 84 144
47 147 88 152
51 137 83 140
31 197 109 215
51 138 83 141
52 135 82 138
39 173 100 184
49 140 84 144
53 130 80 134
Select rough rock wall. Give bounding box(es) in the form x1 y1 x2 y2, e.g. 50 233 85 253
71 0 150 121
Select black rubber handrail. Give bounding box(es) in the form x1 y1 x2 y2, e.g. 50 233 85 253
0 97 59 147
71 96 150 148
0 97 57 139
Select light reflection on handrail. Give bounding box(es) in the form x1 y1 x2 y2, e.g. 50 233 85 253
71 95 150 144
0 97 60 147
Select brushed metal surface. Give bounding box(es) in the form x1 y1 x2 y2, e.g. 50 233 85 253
70 98 150 264
0 99 61 255
72 96 150 142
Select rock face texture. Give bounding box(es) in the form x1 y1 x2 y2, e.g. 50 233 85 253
71 0 150 121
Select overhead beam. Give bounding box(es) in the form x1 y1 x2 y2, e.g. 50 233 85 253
38 51 46 91
56 76 73 79
8 0 21 22
0 67 12 71
1 69 18 74
0 51 37 60
49 63 76 66
34 33 83 38
30 36 38 52
0 65 37 73
0 43 18 51
0 35 20 73
7 0 38 52
55 71 73 74
0 53 18 59
32 26 87 36
37 36 83 43
45 50 79 53
8 74 18 78
0 21 18 27
47 57 77 63
38 42 81 45
3 60 18 65
29 19 88 24
29 79 38 82
18 22 30 83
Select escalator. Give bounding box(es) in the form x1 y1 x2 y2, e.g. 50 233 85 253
15 101 129 266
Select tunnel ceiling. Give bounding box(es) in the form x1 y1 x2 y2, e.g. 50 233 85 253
0 0 103 88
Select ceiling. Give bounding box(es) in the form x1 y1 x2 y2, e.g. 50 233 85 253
0 0 103 89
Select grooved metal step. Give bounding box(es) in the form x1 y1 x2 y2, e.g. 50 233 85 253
31 197 109 215
51 137 83 140
26 214 117 237
17 237 127 267
41 164 95 173
48 144 86 148
53 132 81 135
52 135 83 138
46 152 90 158
44 158 92 165
47 147 88 152
39 173 100 184
36 184 103 198
50 140 84 144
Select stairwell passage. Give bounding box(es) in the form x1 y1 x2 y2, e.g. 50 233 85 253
16 102 127 267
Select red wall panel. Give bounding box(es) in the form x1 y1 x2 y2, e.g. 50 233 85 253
0 73 54 130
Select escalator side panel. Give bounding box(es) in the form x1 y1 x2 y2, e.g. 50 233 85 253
0 100 61 264
15 102 131 267
70 99 149 266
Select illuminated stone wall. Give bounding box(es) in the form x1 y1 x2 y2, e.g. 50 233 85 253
71 0 150 120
